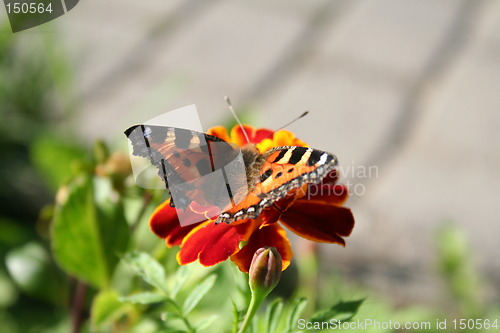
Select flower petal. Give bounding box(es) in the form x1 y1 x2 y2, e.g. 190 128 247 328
177 219 258 267
149 200 204 246
207 126 231 142
280 201 354 245
321 169 339 184
260 193 299 227
149 200 178 239
166 223 201 247
304 184 349 206
255 138 277 153
254 128 273 143
256 129 308 152
231 224 292 273
230 124 255 146
273 130 297 146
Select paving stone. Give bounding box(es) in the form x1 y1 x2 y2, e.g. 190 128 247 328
330 0 500 303
59 0 185 94
58 0 328 140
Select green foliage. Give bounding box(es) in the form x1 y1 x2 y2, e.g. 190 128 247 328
116 251 220 333
182 274 216 315
123 251 168 294
92 290 132 327
286 298 308 332
120 292 167 305
241 297 364 333
309 299 364 325
5 242 67 304
31 134 87 190
0 269 18 308
0 21 77 333
436 225 482 316
265 298 284 333
51 175 130 289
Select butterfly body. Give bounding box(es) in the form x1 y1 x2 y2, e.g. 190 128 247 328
125 125 337 224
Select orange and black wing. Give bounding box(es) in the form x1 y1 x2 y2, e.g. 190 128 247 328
216 146 338 224
125 125 242 211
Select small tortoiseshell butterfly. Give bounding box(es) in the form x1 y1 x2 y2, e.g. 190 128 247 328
125 125 337 224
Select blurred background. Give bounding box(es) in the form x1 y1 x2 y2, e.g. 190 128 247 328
1 0 499 331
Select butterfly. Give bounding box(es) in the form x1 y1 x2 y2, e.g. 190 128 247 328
125 125 337 224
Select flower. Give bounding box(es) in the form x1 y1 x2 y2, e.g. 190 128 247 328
239 247 283 333
248 247 282 294
149 125 355 273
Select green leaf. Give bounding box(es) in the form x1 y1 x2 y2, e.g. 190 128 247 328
310 299 364 323
5 242 67 304
171 265 191 299
91 290 130 327
123 251 168 294
231 300 241 333
0 269 18 307
119 292 167 304
182 274 216 316
195 315 219 332
0 217 29 248
31 135 87 189
286 297 307 333
265 298 284 333
51 176 130 288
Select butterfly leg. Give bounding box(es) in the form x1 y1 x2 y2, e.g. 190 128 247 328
272 203 284 214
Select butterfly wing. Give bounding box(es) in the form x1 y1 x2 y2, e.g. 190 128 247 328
216 146 337 224
125 125 244 212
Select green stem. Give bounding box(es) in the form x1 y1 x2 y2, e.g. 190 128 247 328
238 291 267 333
130 191 152 231
165 299 195 333
71 280 87 333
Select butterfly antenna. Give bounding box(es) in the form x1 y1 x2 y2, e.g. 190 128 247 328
257 110 310 142
225 96 251 144
275 111 309 131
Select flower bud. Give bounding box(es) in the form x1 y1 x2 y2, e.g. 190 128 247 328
248 247 282 296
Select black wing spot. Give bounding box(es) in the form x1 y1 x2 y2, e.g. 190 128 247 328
173 151 181 158
275 171 283 178
271 149 288 163
149 127 168 143
307 150 322 166
289 147 308 165
260 168 273 183
288 168 294 173
196 158 212 176
174 128 192 149
183 158 191 167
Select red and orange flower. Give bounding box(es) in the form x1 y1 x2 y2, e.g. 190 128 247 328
149 125 355 273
